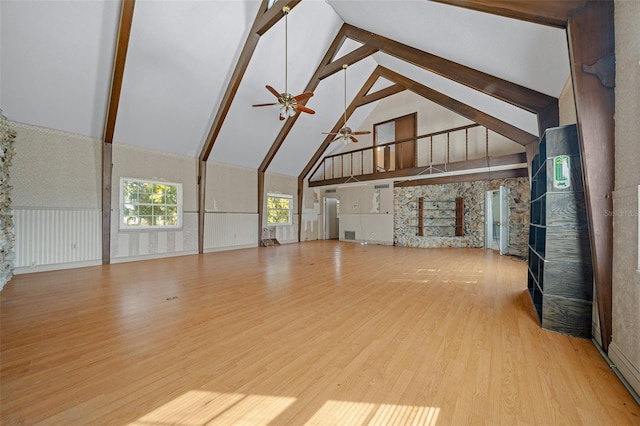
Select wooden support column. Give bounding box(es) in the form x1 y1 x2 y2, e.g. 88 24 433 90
567 1 615 351
102 143 113 264
297 177 304 242
197 159 206 254
101 0 135 265
258 171 265 244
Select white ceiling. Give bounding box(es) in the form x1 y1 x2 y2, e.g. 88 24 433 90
0 0 570 178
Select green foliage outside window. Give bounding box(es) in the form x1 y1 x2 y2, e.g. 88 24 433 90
122 179 181 228
267 195 292 225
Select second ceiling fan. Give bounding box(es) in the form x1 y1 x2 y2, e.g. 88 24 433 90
252 6 315 121
323 64 371 143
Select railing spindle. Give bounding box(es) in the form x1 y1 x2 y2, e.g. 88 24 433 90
465 129 469 161
447 133 450 164
485 128 489 157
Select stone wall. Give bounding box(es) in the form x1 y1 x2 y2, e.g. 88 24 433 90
0 112 17 290
394 177 530 257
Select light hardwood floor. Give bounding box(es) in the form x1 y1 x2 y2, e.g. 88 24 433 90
1 242 638 425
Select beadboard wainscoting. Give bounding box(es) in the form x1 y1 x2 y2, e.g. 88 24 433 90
204 212 259 251
14 208 101 272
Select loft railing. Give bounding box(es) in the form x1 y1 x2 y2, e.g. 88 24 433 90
309 123 503 183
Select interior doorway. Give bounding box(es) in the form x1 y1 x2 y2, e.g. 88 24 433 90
324 197 339 240
485 186 509 254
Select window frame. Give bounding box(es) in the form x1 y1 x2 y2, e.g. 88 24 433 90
266 193 293 226
119 177 183 231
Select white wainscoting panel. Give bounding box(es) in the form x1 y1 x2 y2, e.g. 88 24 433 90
204 212 258 251
14 208 101 268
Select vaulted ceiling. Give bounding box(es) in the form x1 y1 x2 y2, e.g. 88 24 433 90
1 0 570 178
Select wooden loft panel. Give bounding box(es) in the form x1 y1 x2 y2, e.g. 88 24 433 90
102 0 136 265
432 0 586 28
343 24 558 116
377 67 537 146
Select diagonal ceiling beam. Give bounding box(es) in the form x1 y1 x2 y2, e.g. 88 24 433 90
300 67 405 182
316 45 379 80
198 0 301 163
356 83 405 107
377 66 538 145
431 0 586 28
343 24 557 115
103 0 135 145
258 24 377 173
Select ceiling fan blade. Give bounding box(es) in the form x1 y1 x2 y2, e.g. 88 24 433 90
350 136 359 143
352 131 371 135
322 132 339 135
279 114 286 121
294 91 314 102
295 104 315 114
252 103 279 107
330 136 342 143
266 85 282 99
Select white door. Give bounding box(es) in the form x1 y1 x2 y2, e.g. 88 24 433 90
485 187 509 254
324 197 339 240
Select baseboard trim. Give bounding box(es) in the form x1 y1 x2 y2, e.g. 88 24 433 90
608 341 640 402
111 250 199 264
204 243 258 253
14 260 101 274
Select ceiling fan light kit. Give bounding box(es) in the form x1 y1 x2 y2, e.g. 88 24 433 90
252 6 315 120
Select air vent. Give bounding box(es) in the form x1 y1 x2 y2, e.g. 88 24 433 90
325 189 336 193
374 184 389 189
344 231 356 240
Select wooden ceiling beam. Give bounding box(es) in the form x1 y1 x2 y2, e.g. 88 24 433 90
103 0 135 145
299 67 401 182
377 67 538 146
431 0 586 28
343 24 556 115
198 0 301 163
259 24 365 173
356 83 405 106
316 45 379 80
102 0 135 265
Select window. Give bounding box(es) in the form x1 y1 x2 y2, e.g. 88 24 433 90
120 178 182 229
267 194 293 225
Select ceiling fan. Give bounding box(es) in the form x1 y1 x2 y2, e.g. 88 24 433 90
252 6 315 121
323 64 371 143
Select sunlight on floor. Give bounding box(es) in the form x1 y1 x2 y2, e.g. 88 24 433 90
129 391 440 426
305 400 440 426
128 390 296 426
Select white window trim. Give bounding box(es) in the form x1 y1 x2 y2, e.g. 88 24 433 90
120 177 183 231
266 193 293 226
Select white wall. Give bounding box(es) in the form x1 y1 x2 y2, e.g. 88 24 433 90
110 143 199 261
610 0 640 396
335 184 394 245
10 123 263 271
11 123 103 271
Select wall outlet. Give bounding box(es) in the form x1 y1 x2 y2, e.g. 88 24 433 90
30 261 36 268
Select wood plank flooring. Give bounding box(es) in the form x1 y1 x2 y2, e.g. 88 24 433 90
1 242 638 425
